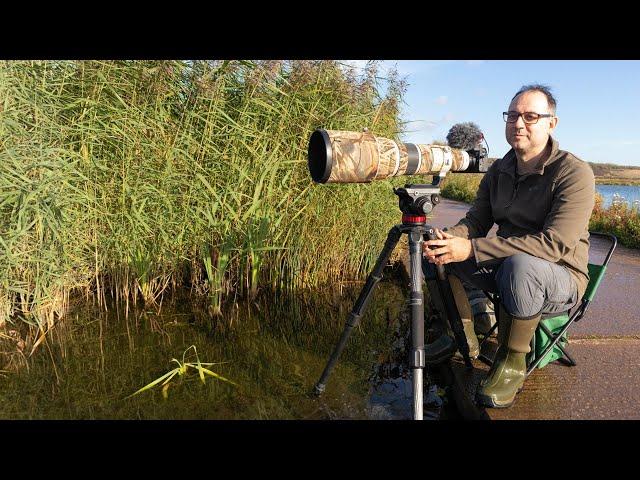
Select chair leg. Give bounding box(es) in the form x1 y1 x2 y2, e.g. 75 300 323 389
539 325 576 366
556 343 577 367
526 323 577 376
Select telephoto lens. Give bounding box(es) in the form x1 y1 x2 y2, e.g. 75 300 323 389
308 128 480 184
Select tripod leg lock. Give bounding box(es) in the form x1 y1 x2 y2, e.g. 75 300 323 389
408 294 423 307
346 313 360 328
412 349 425 369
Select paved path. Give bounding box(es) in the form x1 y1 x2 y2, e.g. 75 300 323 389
424 198 640 420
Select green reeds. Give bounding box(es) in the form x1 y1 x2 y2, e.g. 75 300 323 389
440 173 483 204
0 60 412 334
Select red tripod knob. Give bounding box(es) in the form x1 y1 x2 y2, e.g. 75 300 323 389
402 214 426 224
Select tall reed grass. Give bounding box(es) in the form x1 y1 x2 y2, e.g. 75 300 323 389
0 60 417 335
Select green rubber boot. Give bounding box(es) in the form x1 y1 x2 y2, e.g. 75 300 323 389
476 305 540 408
449 275 480 359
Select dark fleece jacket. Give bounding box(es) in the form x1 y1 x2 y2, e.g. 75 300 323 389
445 137 595 300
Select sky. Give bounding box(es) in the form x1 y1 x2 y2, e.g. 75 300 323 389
345 60 640 167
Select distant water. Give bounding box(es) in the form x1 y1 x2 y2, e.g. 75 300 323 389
596 184 640 209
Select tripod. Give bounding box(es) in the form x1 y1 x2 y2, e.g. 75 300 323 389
313 183 473 420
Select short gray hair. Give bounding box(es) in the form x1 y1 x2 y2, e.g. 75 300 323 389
511 84 557 114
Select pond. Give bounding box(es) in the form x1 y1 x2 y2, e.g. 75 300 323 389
596 184 640 208
0 273 453 420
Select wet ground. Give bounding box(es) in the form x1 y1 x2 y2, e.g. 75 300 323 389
425 198 640 420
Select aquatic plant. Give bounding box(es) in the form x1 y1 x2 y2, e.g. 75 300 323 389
126 345 237 399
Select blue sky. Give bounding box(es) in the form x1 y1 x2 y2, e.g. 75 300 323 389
346 60 640 167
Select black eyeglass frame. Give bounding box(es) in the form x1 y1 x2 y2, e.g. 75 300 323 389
503 111 555 124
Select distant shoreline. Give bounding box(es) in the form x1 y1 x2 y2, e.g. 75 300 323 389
590 163 640 186
595 178 640 186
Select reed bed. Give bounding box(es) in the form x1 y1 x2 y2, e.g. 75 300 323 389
0 60 417 336
440 173 483 204
589 193 640 248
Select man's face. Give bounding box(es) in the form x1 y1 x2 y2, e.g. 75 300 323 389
505 91 558 156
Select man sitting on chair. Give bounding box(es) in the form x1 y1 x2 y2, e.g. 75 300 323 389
423 84 595 408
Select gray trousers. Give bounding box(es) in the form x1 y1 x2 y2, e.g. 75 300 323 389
445 253 578 319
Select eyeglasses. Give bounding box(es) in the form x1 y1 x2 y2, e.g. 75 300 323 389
503 111 554 124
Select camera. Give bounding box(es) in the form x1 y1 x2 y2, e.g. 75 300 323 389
307 123 493 184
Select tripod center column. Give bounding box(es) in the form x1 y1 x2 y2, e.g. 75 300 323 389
408 230 426 369
408 228 426 420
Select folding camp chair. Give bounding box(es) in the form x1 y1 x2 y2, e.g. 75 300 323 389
477 231 617 377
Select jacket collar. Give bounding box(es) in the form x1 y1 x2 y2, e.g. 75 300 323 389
499 137 561 178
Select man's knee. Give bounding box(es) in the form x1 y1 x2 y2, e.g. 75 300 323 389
498 253 540 277
496 254 545 318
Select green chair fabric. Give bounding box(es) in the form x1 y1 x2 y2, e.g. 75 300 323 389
531 313 570 369
530 262 606 369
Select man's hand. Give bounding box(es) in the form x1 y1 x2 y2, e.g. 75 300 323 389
423 228 474 265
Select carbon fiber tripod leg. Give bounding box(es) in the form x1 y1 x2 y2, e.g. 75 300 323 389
313 226 403 396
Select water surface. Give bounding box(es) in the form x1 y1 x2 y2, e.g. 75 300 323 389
596 184 640 208
0 277 446 420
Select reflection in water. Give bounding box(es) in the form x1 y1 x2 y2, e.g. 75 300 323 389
368 379 443 420
0 274 446 420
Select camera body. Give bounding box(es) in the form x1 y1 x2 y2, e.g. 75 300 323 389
465 146 493 173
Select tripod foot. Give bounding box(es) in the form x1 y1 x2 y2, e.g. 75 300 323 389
313 383 326 397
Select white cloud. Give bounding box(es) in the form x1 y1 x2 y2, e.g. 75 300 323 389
405 119 438 131
465 60 485 67
435 95 448 105
400 120 440 143
402 114 456 136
